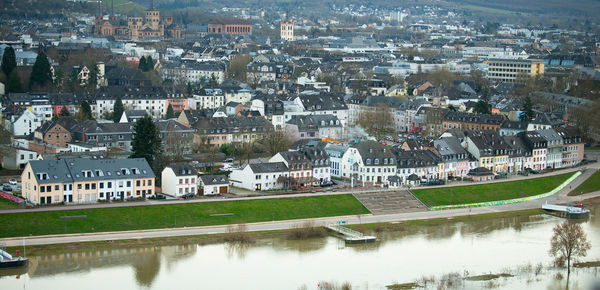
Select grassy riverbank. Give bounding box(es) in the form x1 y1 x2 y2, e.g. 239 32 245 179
569 170 600 196
9 208 547 255
412 173 573 206
0 198 20 210
0 195 368 238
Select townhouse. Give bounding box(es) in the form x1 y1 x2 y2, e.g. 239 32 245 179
21 158 155 205
442 111 505 132
520 131 548 171
503 135 532 173
285 115 343 140
537 129 563 169
395 149 442 184
556 127 584 167
270 151 314 188
463 131 510 173
433 137 470 179
189 88 225 110
93 86 176 119
161 61 225 85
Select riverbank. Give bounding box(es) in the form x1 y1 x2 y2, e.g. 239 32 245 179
412 173 573 206
0 194 368 238
569 170 600 196
7 208 547 255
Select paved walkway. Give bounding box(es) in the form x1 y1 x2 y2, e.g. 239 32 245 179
1 169 598 247
2 163 596 215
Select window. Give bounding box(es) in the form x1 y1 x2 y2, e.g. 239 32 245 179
136 180 141 186
100 183 104 189
148 180 152 186
92 183 96 190
55 185 59 191
127 181 131 187
107 182 112 188
85 184 90 190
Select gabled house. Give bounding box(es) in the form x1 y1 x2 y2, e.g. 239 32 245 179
161 162 198 197
520 131 548 171
199 175 229 195
537 129 563 169
229 162 289 191
556 127 584 167
270 151 313 188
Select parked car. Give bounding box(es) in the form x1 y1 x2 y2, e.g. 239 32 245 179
223 158 234 163
8 179 17 185
2 185 12 192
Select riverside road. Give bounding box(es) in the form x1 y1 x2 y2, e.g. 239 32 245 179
1 162 599 247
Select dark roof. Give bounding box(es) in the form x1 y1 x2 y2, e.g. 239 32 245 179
468 167 493 176
199 174 228 185
444 111 505 125
352 141 396 166
249 162 288 173
28 158 155 184
166 162 195 176
209 18 251 25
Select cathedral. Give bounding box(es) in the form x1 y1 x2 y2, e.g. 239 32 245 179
94 0 181 39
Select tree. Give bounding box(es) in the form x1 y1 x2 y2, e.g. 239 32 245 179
549 221 591 277
59 106 71 117
259 130 293 156
145 56 154 71
29 52 53 90
77 100 94 122
520 95 535 122
165 104 175 119
473 100 490 114
86 64 98 91
112 97 124 123
131 115 163 174
209 73 218 87
1 46 16 77
228 54 251 82
6 69 23 93
138 56 147 71
357 103 395 141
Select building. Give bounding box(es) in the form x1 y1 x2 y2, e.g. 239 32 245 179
556 127 584 167
161 162 198 197
537 129 563 169
192 116 273 147
520 131 548 171
161 61 226 85
21 158 155 205
280 20 294 41
94 4 181 39
487 59 544 83
229 162 289 191
443 111 505 132
340 141 396 186
208 18 252 35
189 88 225 110
199 175 229 195
285 115 343 140
395 149 442 184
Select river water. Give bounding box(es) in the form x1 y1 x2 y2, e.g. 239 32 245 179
2 208 600 290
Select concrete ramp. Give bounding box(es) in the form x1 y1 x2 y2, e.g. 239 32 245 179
353 190 428 215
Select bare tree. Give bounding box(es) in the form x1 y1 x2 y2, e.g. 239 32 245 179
259 130 293 156
358 103 395 141
549 221 591 277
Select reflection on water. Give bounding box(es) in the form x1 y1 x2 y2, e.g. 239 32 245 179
1 208 600 289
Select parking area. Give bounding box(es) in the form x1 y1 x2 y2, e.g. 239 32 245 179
352 190 428 215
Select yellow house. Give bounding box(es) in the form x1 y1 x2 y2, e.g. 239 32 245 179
22 158 155 205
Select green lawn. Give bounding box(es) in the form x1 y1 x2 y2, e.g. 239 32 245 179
0 198 21 210
569 170 600 196
412 173 574 207
585 147 600 151
0 195 368 238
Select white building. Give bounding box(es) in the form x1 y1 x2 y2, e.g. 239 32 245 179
340 141 396 185
280 20 294 41
199 175 229 195
6 109 41 136
229 162 289 191
189 88 225 110
161 162 198 197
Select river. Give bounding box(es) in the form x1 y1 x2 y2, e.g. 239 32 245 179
2 208 600 289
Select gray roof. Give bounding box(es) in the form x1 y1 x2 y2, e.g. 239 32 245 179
199 174 229 185
536 129 562 142
28 158 155 184
248 162 288 173
352 141 396 166
166 162 195 176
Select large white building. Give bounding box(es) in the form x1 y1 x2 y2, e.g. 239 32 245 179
487 59 544 83
280 20 294 41
340 141 396 185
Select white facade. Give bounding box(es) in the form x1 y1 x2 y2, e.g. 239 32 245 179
95 98 167 119
8 109 41 136
225 90 252 104
280 21 294 41
229 164 288 191
161 167 198 197
189 93 225 110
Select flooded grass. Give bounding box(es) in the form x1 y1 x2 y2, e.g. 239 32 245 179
287 221 327 240
574 260 600 268
386 282 421 289
465 273 513 281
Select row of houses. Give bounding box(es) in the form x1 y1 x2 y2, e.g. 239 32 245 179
230 126 584 191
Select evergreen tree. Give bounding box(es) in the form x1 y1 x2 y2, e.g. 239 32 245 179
165 104 175 119
145 56 154 71
209 73 218 87
29 52 53 90
520 95 535 122
1 46 16 77
6 69 23 93
112 97 124 123
473 100 490 114
131 115 163 174
79 100 93 121
138 56 147 71
59 106 71 117
186 82 193 97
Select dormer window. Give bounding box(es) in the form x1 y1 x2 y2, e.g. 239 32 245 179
95 170 104 177
366 158 371 165
132 168 139 174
